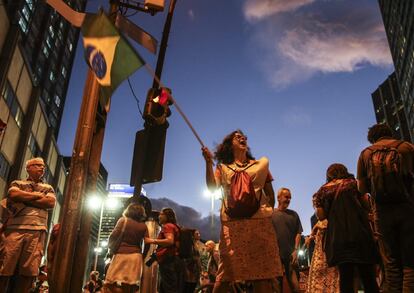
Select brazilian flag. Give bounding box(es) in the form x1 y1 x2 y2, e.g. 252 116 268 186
81 11 145 110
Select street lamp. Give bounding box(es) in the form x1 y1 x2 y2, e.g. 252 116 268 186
87 195 120 271
203 188 221 228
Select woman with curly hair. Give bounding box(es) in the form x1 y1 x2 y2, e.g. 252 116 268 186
313 163 379 293
202 130 282 293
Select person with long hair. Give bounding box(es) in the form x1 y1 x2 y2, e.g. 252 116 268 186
146 207 184 293
313 163 379 293
103 203 149 293
202 130 282 292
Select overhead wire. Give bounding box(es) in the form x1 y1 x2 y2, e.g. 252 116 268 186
127 78 144 118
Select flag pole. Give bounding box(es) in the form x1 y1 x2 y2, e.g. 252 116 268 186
144 63 205 148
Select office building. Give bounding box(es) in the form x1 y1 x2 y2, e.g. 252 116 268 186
0 0 89 227
378 0 414 140
372 72 411 141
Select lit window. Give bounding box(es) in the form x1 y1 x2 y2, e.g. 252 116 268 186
49 26 55 38
46 36 52 48
22 5 30 21
18 18 28 33
42 46 49 58
54 95 61 108
61 66 67 78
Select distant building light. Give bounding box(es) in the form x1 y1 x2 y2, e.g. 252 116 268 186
94 247 103 253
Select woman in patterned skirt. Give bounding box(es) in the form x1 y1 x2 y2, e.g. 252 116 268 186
306 218 340 293
202 130 282 293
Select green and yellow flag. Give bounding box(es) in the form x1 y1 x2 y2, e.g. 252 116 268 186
81 11 145 110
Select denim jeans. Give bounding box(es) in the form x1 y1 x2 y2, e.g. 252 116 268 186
374 201 414 293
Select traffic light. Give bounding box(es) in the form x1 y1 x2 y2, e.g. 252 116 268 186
130 124 168 185
143 87 172 126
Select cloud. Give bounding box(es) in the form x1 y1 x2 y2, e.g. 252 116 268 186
279 21 391 72
244 0 315 21
281 107 312 127
243 1 393 88
151 197 220 241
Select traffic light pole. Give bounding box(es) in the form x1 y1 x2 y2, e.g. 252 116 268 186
50 69 101 292
133 0 178 200
50 3 117 291
151 0 177 89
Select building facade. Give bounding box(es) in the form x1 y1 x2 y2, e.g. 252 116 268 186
372 72 411 141
378 0 414 140
0 0 86 232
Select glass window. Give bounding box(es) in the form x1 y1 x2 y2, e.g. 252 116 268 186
18 17 28 33
48 26 55 38
2 82 24 128
28 133 41 157
26 0 34 11
61 66 67 78
54 95 61 108
46 36 53 49
22 5 30 21
42 46 49 58
48 113 57 129
0 152 11 180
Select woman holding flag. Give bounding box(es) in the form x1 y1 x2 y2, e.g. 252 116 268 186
202 130 282 293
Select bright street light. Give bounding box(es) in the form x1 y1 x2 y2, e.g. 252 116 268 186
87 194 102 210
87 195 121 271
204 188 222 229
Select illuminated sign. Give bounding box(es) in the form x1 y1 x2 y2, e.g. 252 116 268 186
107 183 146 198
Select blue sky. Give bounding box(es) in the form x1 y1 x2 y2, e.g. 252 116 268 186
58 0 393 235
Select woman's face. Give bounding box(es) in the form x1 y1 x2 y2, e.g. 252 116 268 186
231 132 248 152
158 211 167 224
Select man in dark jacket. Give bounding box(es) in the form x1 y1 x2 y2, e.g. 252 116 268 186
357 123 414 292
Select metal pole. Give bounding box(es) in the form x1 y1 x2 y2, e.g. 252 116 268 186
93 200 105 271
50 69 100 293
50 3 119 290
151 0 177 89
134 0 179 200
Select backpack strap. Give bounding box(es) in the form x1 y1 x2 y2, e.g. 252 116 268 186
368 140 405 152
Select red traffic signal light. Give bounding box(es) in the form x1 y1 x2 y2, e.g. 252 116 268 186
143 87 172 125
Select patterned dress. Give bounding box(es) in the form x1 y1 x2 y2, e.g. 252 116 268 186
306 220 340 293
214 157 283 282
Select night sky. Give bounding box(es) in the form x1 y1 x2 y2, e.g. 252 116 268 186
57 0 393 235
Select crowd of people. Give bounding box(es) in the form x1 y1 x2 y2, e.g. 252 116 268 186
0 123 414 293
200 124 414 293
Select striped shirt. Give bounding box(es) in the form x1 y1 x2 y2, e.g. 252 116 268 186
6 179 55 231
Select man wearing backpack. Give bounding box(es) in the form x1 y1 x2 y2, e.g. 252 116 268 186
357 123 414 292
